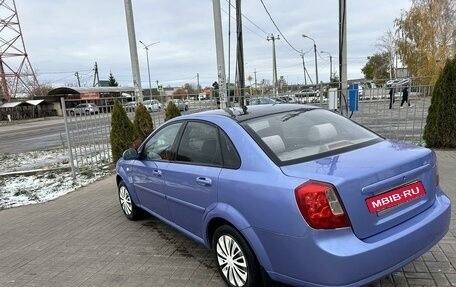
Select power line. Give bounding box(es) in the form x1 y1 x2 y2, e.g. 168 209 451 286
258 0 302 55
224 0 269 36
221 7 265 39
35 69 94 75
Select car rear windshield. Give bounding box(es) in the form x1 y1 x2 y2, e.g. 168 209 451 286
242 108 381 163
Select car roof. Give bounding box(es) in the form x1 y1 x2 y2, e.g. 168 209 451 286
193 104 316 122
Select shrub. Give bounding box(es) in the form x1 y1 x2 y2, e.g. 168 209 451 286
133 103 154 142
110 100 135 162
423 57 456 148
165 100 181 121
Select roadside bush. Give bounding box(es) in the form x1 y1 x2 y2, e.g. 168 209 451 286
133 103 154 142
165 100 181 121
110 100 135 162
423 57 456 148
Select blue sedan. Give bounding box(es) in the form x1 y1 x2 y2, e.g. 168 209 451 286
115 104 450 287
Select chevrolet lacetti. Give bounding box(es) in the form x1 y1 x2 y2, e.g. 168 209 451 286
115 104 451 287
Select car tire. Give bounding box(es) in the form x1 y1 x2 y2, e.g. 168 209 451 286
212 225 263 287
118 181 142 220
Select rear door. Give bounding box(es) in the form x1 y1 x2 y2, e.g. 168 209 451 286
164 121 222 239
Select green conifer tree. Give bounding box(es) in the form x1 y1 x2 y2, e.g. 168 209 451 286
133 103 154 142
165 100 181 121
423 57 456 148
108 72 119 87
110 100 135 162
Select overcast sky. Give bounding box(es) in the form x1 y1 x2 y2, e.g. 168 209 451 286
17 0 411 89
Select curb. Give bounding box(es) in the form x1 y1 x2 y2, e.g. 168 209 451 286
0 166 71 179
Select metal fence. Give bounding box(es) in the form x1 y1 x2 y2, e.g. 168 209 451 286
348 85 433 144
61 97 218 177
62 86 432 177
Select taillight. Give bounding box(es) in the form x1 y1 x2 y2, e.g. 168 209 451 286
295 181 350 229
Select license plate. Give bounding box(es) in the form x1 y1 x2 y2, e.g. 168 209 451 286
366 181 426 213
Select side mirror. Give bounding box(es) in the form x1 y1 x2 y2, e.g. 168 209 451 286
122 148 139 160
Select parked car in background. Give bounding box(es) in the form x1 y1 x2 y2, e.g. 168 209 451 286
277 95 296 103
246 97 282 105
166 99 188 111
123 101 136 112
294 88 319 103
385 78 410 88
295 88 318 97
116 104 450 287
68 103 99 116
143 99 161 112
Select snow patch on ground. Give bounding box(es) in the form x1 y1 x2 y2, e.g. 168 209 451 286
0 149 112 209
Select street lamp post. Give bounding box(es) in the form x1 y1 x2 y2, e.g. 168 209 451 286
320 50 333 82
302 34 318 86
139 40 160 100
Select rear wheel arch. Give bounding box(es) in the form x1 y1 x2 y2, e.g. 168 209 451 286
207 217 232 248
204 209 273 274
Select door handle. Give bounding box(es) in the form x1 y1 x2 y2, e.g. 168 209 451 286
152 170 162 177
196 177 212 186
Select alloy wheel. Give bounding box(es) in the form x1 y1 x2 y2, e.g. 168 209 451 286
119 185 132 216
216 234 248 287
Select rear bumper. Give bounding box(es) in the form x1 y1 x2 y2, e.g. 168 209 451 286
254 190 451 287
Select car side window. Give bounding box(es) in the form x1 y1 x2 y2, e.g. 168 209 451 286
142 122 182 161
176 122 222 166
219 130 241 169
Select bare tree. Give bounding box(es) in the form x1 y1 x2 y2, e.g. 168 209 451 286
377 29 397 79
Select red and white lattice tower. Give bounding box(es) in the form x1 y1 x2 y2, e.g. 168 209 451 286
0 0 39 101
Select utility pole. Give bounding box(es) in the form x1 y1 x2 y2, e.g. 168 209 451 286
329 55 333 81
339 0 347 114
123 0 143 103
267 34 279 96
75 72 81 87
227 0 232 102
236 0 245 106
254 69 257 90
301 51 307 86
93 62 100 87
197 73 200 96
320 51 333 82
212 0 227 108
156 80 163 101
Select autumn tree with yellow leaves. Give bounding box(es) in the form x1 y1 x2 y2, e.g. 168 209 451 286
394 0 455 85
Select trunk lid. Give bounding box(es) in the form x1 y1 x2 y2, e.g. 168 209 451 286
281 140 437 240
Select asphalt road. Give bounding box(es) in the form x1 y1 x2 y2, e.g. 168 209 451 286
0 104 202 154
0 118 66 154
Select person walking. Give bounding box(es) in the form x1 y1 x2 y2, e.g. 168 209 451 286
400 86 413 108
388 87 395 109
